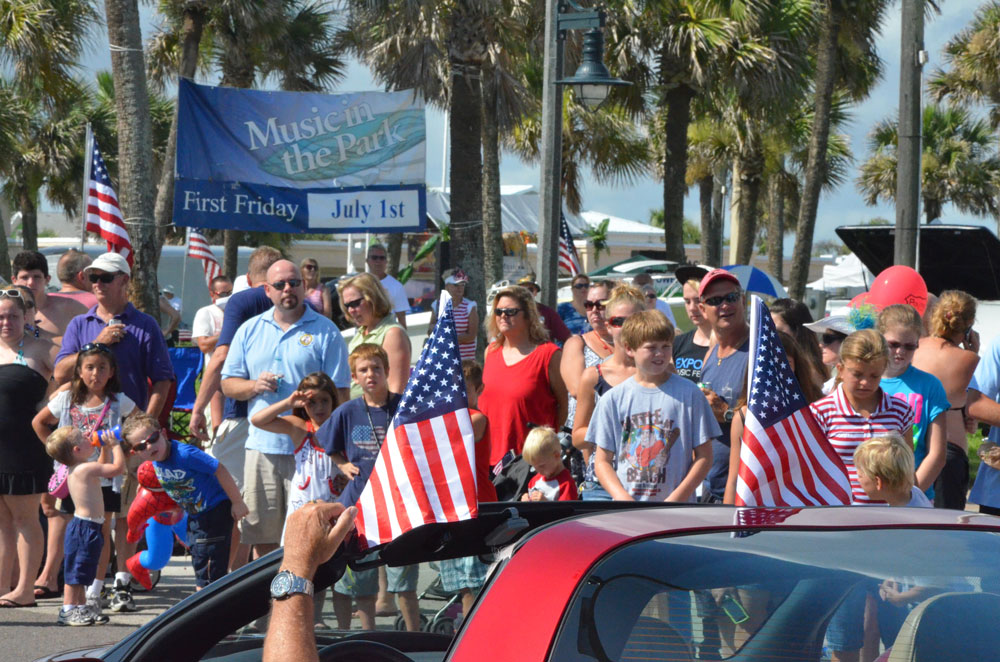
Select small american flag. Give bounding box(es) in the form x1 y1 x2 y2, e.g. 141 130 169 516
86 137 133 265
356 299 478 547
187 229 222 287
732 507 802 538
735 296 852 507
558 213 581 276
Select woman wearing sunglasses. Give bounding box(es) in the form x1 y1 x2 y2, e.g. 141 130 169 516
480 286 568 466
560 280 615 434
336 273 411 399
0 288 60 608
300 258 333 320
557 274 592 335
803 314 853 394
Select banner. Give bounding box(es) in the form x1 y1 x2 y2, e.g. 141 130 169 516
173 79 427 233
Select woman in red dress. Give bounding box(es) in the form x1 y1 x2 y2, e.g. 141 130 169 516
480 286 568 466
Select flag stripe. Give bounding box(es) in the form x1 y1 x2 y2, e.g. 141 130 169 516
383 425 429 529
395 422 442 524
86 138 133 265
417 419 457 521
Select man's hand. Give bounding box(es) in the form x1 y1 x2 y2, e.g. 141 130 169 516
190 410 209 441
231 498 249 522
254 372 280 395
964 328 981 354
281 502 357 579
702 388 728 421
94 324 126 345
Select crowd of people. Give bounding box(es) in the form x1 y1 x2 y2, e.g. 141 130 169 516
2 243 997 650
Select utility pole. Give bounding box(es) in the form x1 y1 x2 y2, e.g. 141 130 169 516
895 0 923 268
537 0 564 308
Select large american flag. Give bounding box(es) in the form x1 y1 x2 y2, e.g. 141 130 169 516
356 299 478 547
558 213 582 276
85 137 133 265
735 296 852 507
187 229 222 287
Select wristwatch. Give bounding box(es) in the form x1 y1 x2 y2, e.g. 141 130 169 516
270 569 314 600
723 409 735 423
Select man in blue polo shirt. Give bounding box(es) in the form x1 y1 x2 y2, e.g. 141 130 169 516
221 259 350 557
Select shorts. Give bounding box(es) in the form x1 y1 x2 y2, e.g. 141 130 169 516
438 556 489 593
580 481 612 501
188 499 233 588
0 471 48 496
825 582 869 651
335 562 418 597
933 442 970 510
209 418 250 491
64 517 104 586
239 449 295 546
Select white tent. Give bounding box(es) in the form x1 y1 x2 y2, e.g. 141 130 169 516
425 185 590 234
807 253 873 292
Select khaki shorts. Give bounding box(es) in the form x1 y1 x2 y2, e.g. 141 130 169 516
208 418 250 491
116 464 140 518
239 449 295 546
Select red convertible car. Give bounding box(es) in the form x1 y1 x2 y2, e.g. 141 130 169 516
37 502 1000 662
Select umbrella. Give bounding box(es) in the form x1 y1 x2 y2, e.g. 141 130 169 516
721 265 788 298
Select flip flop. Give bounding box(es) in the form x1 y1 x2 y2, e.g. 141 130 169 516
0 598 37 608
33 585 62 599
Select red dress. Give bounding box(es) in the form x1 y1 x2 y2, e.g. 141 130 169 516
480 342 560 466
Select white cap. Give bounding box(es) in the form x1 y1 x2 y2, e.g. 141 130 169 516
160 284 175 295
85 252 130 276
804 315 853 336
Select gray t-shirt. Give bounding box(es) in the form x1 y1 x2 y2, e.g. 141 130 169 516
587 375 721 501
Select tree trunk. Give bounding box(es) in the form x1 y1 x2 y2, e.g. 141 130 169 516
153 3 206 262
223 230 239 280
0 207 10 282
481 65 504 289
924 197 942 224
767 174 784 281
386 233 403 276
18 189 38 253
736 147 764 266
789 0 839 299
729 158 742 264
698 174 713 264
104 0 158 316
661 80 693 263
219 31 256 279
707 168 725 267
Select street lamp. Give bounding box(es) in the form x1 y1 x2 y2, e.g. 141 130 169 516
536 1 630 308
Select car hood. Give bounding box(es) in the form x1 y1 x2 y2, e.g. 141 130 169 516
32 644 112 662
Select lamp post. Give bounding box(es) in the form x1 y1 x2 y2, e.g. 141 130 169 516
536 0 630 307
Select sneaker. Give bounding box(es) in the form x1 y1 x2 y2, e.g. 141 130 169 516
58 606 94 627
109 581 135 613
86 598 110 625
97 585 111 609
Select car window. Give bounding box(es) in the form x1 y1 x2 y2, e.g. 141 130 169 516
549 528 1000 662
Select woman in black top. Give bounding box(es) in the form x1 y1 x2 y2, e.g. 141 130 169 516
672 274 713 384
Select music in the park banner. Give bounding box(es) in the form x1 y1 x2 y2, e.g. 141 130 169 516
173 79 427 233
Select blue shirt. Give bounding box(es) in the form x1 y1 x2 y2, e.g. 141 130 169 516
969 337 1000 508
222 305 351 454
880 365 949 498
153 440 227 514
557 302 590 335
217 288 273 421
699 339 750 498
57 303 174 410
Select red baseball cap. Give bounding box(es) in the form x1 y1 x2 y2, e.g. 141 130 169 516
697 268 741 298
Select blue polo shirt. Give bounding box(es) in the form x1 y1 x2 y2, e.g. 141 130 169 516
217 287 273 421
57 303 174 410
222 305 350 454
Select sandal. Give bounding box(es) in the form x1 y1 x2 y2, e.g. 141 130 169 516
33 585 62 600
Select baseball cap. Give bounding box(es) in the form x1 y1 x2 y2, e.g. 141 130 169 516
803 315 853 336
675 264 712 285
160 284 175 295
443 268 469 285
697 268 740 298
85 252 131 277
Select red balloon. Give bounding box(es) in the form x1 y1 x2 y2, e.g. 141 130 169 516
849 292 869 309
868 266 928 315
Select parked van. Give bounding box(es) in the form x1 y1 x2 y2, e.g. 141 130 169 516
39 244 253 329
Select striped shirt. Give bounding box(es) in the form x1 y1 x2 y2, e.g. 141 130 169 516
809 385 915 504
452 298 477 361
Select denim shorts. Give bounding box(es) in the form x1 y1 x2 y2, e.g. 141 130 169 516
64 517 104 586
335 563 418 597
187 499 233 588
825 582 869 651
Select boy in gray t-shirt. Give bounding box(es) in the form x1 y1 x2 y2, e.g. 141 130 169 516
589 310 720 502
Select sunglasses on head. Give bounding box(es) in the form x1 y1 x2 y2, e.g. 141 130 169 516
88 273 119 284
887 340 919 352
494 307 523 318
80 342 113 355
130 429 162 453
0 289 23 300
607 316 627 328
820 331 847 345
583 300 605 311
270 279 302 290
702 291 742 307
344 297 365 310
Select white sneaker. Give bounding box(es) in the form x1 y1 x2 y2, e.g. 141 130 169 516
58 606 94 627
109 581 136 612
86 597 110 624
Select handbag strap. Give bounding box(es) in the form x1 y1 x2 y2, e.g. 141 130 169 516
91 394 116 431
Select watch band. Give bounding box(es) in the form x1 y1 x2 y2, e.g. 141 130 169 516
271 569 314 600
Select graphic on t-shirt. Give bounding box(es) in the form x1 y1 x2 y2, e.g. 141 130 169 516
154 467 202 513
350 424 383 459
619 409 681 485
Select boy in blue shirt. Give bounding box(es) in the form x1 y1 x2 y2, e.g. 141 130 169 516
123 413 247 589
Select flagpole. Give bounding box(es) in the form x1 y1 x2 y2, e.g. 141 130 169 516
79 124 94 250
181 227 191 306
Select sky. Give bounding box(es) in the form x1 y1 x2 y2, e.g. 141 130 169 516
76 0 992 247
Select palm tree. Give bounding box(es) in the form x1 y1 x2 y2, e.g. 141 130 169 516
788 0 889 299
857 103 1000 224
929 1 1000 128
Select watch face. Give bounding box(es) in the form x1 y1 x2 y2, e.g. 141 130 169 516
271 572 292 596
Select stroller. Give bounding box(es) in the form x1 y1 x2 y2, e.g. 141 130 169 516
492 428 582 502
393 567 464 634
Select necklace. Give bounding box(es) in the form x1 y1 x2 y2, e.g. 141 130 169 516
716 331 749 365
590 330 613 355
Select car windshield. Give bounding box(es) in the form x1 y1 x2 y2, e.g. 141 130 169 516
550 527 1000 662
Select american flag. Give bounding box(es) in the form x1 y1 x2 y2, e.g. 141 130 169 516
355 299 478 547
558 213 581 276
735 296 852 507
86 137 133 265
187 229 222 287
732 507 802 538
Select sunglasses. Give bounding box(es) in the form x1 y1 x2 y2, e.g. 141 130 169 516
702 291 742 307
344 297 365 310
88 273 119 284
0 289 23 299
572 283 589 290
130 429 162 453
214 290 233 298
270 279 302 290
494 307 523 318
80 342 113 355
820 332 847 345
301 264 317 270
645 292 658 299
607 316 627 328
368 254 387 261
887 340 919 352
583 300 605 311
